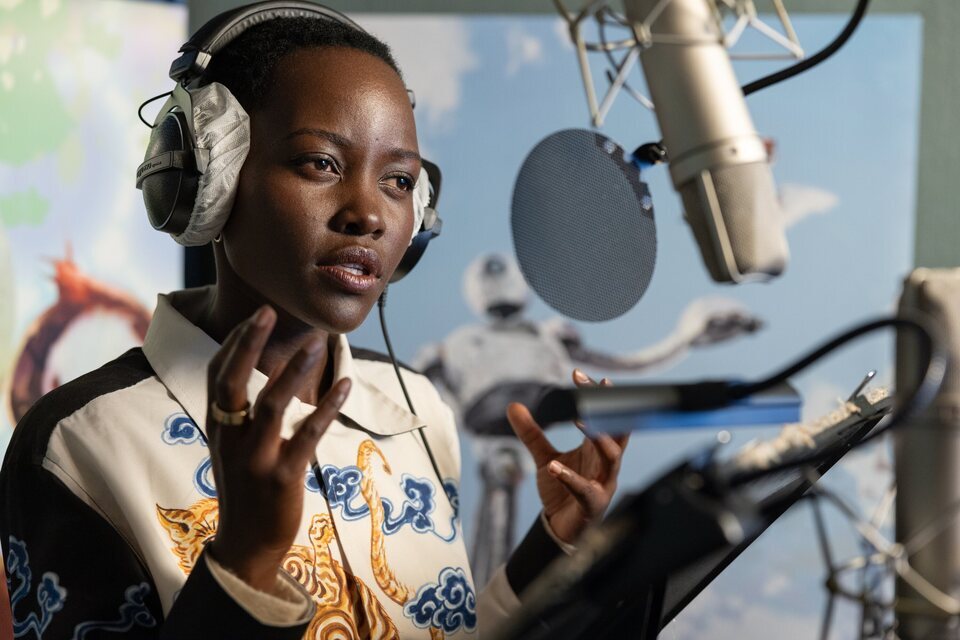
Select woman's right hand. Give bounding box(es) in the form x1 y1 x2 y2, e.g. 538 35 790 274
204 305 351 592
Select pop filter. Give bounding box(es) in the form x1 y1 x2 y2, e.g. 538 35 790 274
511 129 656 322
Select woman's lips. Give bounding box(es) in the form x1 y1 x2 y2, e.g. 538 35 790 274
316 247 383 294
316 264 379 293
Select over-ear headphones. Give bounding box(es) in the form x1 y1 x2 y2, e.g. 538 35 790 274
136 0 443 283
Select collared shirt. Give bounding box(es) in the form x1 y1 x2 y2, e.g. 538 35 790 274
0 290 521 639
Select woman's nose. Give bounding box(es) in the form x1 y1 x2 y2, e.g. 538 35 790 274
329 185 384 238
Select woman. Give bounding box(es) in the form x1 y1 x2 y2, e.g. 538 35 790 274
0 5 627 639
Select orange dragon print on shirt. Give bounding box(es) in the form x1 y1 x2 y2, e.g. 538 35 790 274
155 498 400 639
156 439 476 639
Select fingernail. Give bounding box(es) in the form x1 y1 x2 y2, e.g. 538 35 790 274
335 378 352 404
549 460 564 476
573 369 590 384
252 306 271 327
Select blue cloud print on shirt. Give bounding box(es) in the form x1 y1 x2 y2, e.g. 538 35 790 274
194 457 216 497
443 479 460 522
305 467 322 493
383 474 457 542
70 583 157 639
316 465 457 541
7 537 156 639
8 536 66 638
403 567 477 634
311 465 368 518
161 413 205 446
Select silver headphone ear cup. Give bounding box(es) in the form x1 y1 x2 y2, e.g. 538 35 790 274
141 110 199 235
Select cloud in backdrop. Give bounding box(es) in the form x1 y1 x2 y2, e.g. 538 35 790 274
505 25 544 76
359 16 479 132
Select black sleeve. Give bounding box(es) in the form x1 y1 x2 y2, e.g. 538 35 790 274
504 516 566 597
164 552 311 640
0 455 312 640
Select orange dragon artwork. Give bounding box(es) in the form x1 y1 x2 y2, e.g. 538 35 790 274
7 249 152 423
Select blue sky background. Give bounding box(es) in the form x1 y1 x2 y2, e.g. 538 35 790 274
0 5 923 637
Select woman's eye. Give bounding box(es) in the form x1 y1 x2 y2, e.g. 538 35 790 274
294 155 338 175
312 158 335 172
386 174 414 192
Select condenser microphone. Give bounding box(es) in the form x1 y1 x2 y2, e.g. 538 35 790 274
624 0 789 283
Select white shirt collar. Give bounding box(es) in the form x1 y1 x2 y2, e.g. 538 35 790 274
142 290 424 439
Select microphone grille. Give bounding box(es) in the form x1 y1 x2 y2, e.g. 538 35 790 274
679 161 788 283
511 129 657 322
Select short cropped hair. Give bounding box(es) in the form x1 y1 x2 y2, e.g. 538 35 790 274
203 16 402 112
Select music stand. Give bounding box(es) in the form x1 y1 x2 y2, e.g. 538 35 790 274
489 392 891 640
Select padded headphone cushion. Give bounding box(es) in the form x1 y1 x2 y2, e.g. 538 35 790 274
178 82 251 246
142 111 198 234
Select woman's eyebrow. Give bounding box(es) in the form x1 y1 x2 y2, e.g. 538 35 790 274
286 127 352 148
286 127 421 164
388 148 422 164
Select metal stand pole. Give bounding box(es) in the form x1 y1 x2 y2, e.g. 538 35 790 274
895 268 960 638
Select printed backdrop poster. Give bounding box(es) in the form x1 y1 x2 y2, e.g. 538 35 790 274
0 0 185 448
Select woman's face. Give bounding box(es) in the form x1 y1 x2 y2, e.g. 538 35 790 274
220 46 420 334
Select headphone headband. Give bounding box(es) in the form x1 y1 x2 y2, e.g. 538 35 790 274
141 0 444 282
170 1 364 84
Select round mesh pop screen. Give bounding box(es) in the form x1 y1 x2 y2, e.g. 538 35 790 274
511 129 657 322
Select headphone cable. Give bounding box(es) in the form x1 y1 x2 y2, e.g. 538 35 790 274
137 90 173 128
377 288 447 488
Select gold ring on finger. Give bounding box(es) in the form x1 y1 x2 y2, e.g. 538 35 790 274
210 400 251 426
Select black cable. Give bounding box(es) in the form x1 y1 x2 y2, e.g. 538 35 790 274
741 0 870 96
621 0 870 160
377 288 417 414
731 317 934 400
137 90 172 128
600 0 869 98
377 289 448 489
726 315 946 486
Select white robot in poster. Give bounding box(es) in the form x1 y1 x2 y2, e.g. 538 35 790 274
415 252 765 584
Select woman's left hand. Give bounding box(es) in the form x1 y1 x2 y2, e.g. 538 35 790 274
507 369 629 544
